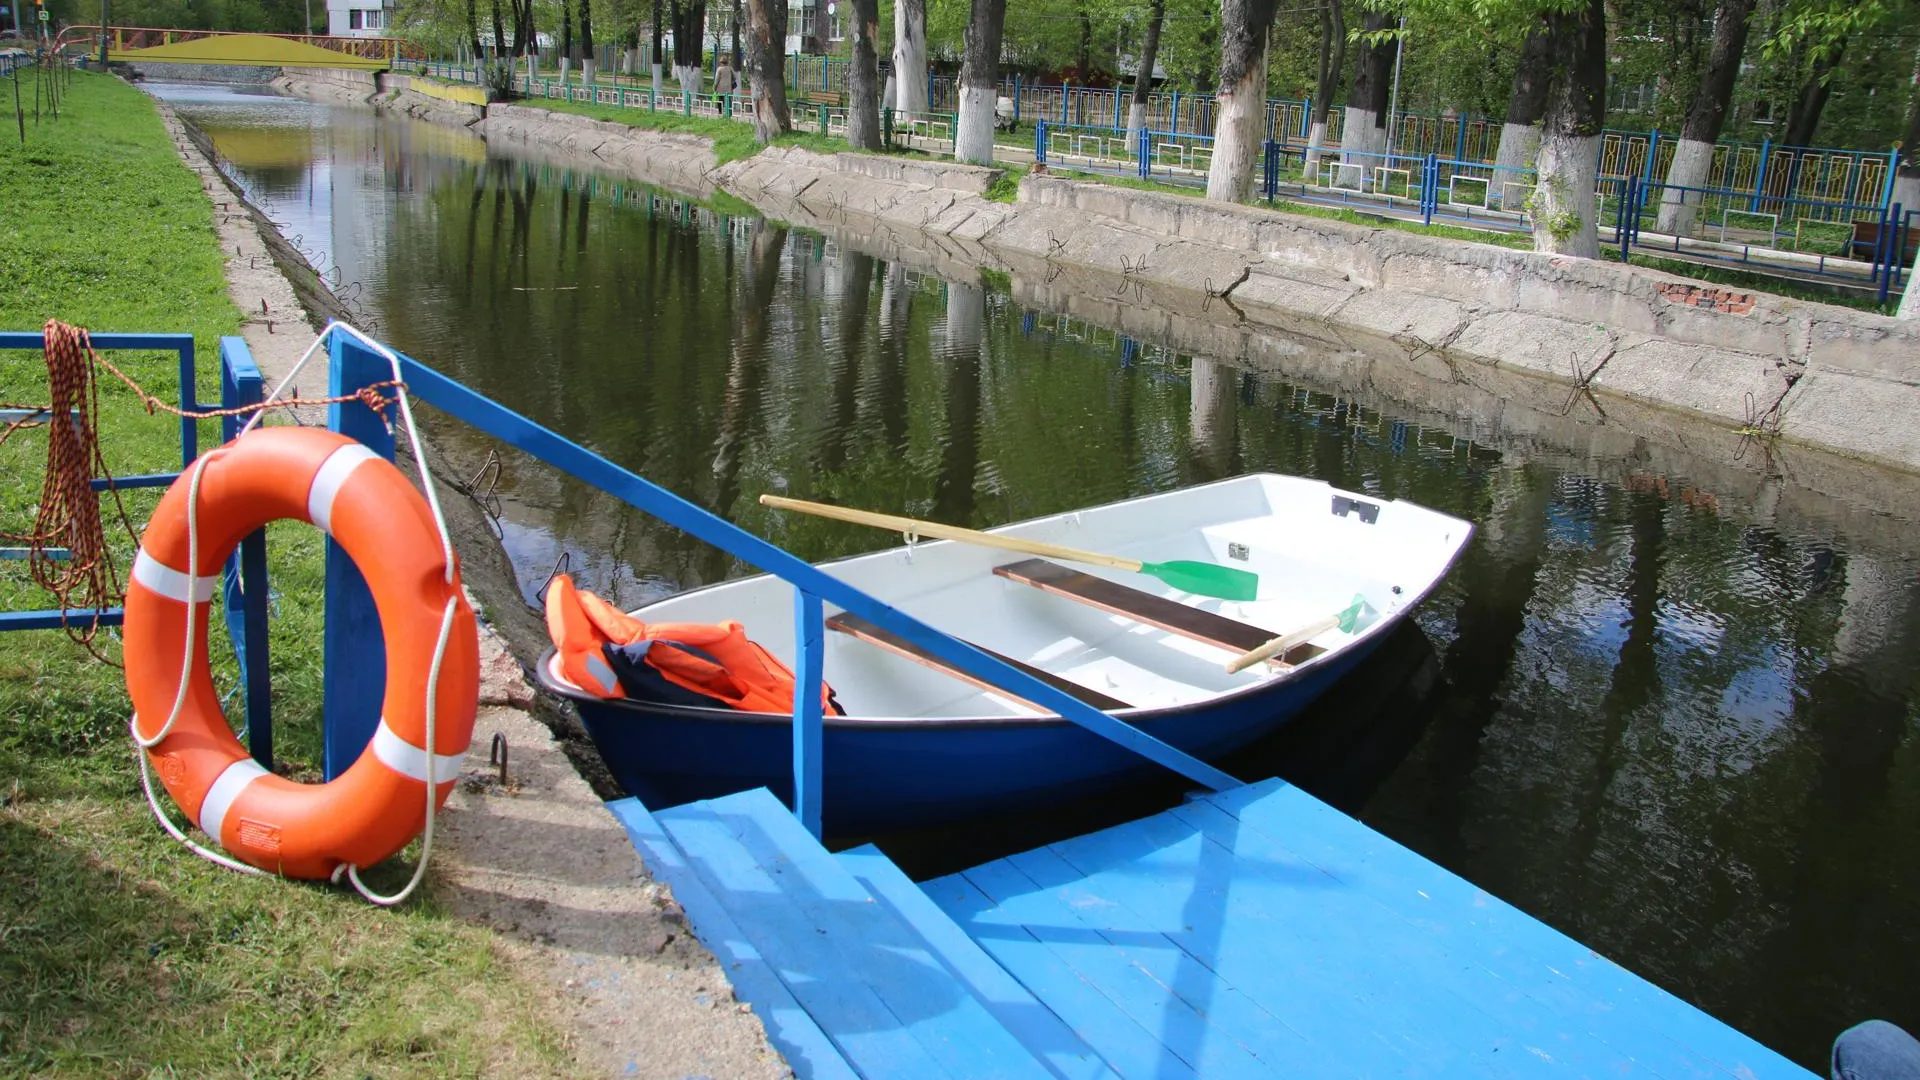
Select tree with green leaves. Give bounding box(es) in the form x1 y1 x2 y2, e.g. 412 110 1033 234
1123 0 1166 149
1341 10 1394 164
892 0 928 118
1301 0 1344 175
848 0 883 148
952 0 1007 163
1366 0 1607 256
1654 0 1753 235
1202 0 1278 200
744 0 790 140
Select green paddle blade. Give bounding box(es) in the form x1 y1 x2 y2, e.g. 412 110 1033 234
1333 593 1378 633
1141 559 1261 601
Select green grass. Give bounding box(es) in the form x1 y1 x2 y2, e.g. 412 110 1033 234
984 164 1025 203
0 69 574 1078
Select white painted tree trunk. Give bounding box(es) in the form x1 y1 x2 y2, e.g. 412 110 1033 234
1205 81 1263 202
623 47 638 74
678 64 703 95
1339 106 1385 166
581 58 597 85
1900 273 1916 319
1301 119 1328 178
559 56 572 80
1892 174 1918 218
1530 130 1602 257
1491 121 1538 209
954 85 996 164
1654 137 1714 236
1124 102 1148 156
892 0 927 118
652 62 664 97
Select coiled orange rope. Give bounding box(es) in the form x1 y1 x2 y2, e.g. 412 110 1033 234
1 319 405 661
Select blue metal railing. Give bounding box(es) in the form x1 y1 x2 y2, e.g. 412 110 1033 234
318 329 1236 837
0 331 274 766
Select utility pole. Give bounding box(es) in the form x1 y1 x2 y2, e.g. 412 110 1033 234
1384 14 1405 157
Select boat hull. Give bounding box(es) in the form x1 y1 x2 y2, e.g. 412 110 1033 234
546 630 1387 837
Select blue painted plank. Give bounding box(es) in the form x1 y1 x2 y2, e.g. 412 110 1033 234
604 797 858 1080
0 607 124 631
1198 782 1811 1079
835 845 1123 1080
659 792 1049 1080
691 793 1055 1080
925 870 1202 1080
1040 803 1618 1078
962 858 1275 1079
999 844 1355 1079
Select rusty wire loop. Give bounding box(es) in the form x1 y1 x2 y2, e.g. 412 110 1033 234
1 319 406 662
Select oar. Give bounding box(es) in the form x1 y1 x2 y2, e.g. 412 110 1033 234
1224 594 1374 673
758 494 1260 602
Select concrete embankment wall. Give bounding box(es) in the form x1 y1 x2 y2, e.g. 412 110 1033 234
277 67 485 126
253 90 1920 481
129 62 280 84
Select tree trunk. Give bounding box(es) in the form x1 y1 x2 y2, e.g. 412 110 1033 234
745 0 790 141
1124 0 1166 152
1301 0 1342 175
892 0 928 117
1340 10 1393 167
652 0 666 93
847 0 881 148
1077 2 1091 78
1490 26 1549 208
1654 0 1750 234
1204 0 1278 200
1529 0 1606 256
1784 40 1844 148
953 0 1007 164
1894 73 1919 213
559 0 573 80
579 0 596 84
732 0 742 66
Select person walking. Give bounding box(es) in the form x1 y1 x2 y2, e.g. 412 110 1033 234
713 55 736 111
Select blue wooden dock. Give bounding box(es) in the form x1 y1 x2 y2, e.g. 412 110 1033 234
609 778 1813 1079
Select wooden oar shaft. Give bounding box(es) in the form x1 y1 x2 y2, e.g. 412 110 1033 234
1225 614 1338 674
758 495 1143 572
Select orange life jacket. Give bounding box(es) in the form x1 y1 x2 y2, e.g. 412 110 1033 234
545 574 840 715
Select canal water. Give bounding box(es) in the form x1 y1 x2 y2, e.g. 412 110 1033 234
158 82 1920 1068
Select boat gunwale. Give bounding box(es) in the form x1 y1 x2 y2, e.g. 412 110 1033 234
533 476 1475 729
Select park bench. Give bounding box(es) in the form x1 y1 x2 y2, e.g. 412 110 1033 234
1849 219 1919 264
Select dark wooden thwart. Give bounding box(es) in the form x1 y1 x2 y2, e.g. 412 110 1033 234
824 611 1133 712
993 558 1327 667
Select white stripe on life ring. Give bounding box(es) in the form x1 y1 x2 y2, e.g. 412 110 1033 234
372 719 468 784
132 548 219 604
306 443 380 534
199 757 270 844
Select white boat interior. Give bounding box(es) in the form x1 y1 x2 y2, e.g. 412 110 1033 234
627 474 1473 721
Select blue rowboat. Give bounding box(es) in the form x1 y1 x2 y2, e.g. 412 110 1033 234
535 473 1472 836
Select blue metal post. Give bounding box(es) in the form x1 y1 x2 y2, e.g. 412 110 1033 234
1877 203 1897 304
1060 86 1067 124
219 337 273 770
791 590 824 836
1880 148 1900 211
1749 136 1771 212
1138 124 1150 178
1012 74 1020 122
1171 90 1180 136
1112 88 1121 130
1454 119 1466 165
1423 154 1437 225
1035 119 1047 165
1299 96 1310 139
1641 129 1660 191
322 333 395 780
177 338 199 464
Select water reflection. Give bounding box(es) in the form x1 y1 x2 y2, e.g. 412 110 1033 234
161 84 1920 1069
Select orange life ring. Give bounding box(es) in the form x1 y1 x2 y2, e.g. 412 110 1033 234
124 427 479 880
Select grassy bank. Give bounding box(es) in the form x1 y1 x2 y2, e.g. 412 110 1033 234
511 94 853 165
0 69 573 1077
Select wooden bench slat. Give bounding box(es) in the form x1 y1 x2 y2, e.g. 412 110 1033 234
993 558 1326 667
825 611 1131 712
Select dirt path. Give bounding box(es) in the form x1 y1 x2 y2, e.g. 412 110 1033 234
154 95 790 1080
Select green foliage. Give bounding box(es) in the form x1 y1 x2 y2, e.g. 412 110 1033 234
0 72 572 1078
983 164 1024 200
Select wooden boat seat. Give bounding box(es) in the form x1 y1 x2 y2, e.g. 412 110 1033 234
824 611 1132 712
992 558 1328 667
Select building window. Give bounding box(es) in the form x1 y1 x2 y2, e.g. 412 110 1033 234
349 7 384 29
792 5 816 42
